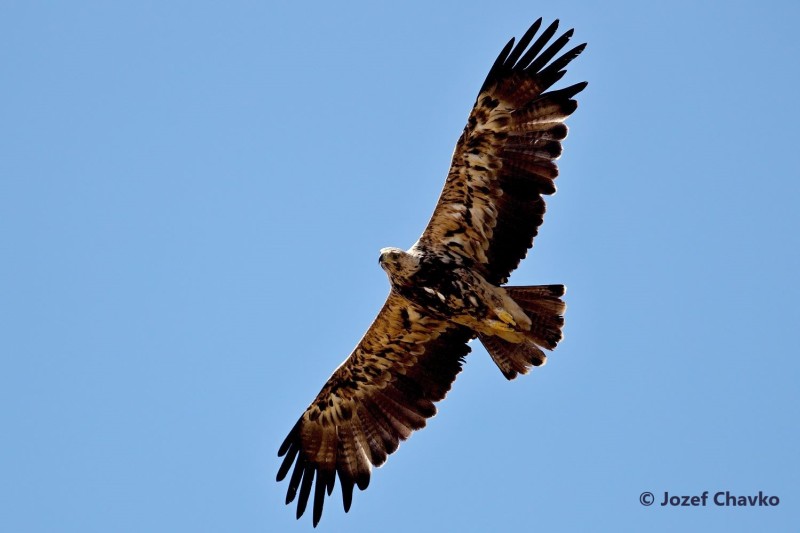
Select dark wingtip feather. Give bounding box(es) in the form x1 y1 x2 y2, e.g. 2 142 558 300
542 69 567 90
504 18 542 68
479 19 585 97
547 81 588 101
539 42 586 81
480 37 516 93
502 369 519 380
285 455 305 504
341 477 355 513
312 470 329 527
516 19 560 70
276 442 298 481
355 471 370 490
325 470 336 496
296 464 315 519
573 42 588 58
278 418 301 457
526 28 574 73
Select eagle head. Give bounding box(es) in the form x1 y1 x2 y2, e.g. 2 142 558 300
378 247 419 282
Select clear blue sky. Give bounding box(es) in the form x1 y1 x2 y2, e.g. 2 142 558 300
2 2 799 532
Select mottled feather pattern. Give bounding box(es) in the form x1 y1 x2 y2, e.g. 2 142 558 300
278 19 585 526
277 292 472 526
415 19 586 284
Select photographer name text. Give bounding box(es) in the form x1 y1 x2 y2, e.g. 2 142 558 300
639 491 780 507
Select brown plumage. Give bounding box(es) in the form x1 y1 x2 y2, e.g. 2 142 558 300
277 18 586 526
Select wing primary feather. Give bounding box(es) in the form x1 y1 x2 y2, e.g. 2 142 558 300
341 476 355 512
277 419 300 457
479 37 516 93
526 29 574 74
540 69 568 91
504 18 542 67
516 19 560 70
276 440 298 481
541 42 586 75
355 463 371 490
325 468 336 496
537 43 587 88
312 469 332 527
543 81 589 101
285 455 305 504
296 463 315 519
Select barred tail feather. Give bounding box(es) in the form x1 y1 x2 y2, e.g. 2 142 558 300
480 284 566 380
478 333 546 380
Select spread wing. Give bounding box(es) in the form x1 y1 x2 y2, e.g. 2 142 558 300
413 19 587 284
277 291 473 526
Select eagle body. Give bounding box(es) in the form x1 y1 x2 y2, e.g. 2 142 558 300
380 247 532 342
277 19 586 526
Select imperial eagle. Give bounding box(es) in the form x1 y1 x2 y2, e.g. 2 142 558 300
277 18 587 526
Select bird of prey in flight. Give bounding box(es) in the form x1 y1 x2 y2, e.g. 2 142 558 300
277 18 586 527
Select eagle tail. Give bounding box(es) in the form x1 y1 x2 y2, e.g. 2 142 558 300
479 284 566 380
